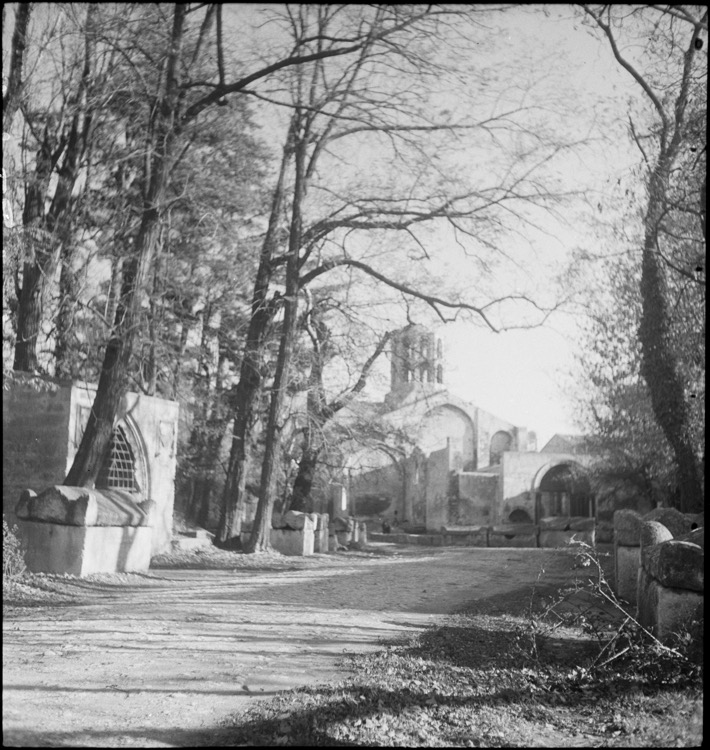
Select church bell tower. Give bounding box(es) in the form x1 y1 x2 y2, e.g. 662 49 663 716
389 324 444 395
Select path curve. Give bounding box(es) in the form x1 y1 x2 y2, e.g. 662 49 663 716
3 545 576 747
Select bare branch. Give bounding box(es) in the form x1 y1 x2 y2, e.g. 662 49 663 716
628 116 650 165
301 257 499 329
647 5 709 31
581 5 670 143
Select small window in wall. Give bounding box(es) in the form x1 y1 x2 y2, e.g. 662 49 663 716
96 425 140 492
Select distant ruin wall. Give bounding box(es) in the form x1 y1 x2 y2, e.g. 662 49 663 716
457 473 497 524
424 444 452 532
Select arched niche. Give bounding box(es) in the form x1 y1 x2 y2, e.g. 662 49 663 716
416 404 475 466
532 460 592 520
489 430 513 466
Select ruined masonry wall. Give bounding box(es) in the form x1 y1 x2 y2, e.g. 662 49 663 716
457 473 497 524
498 452 546 525
3 384 72 525
424 444 452 532
500 451 596 527
474 407 518 469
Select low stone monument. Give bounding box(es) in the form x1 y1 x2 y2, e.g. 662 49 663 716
637 524 703 640
313 513 329 553
538 516 595 548
488 522 538 548
440 525 489 547
613 507 696 606
241 510 319 556
16 485 153 576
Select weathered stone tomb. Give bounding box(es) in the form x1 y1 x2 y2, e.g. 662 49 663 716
3 376 179 574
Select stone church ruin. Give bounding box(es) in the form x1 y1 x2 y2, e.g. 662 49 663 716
328 324 599 548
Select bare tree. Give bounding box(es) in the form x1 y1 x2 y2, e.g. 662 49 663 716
10 4 110 374
66 4 191 484
282 296 391 515
64 2 357 486
224 5 579 552
582 5 706 512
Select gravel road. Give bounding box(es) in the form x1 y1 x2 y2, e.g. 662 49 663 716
3 544 578 747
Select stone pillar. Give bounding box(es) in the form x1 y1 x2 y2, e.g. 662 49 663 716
330 483 347 519
358 521 368 545
613 509 643 605
313 513 329 553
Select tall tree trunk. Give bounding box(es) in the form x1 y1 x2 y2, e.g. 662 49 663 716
215 131 294 546
15 4 97 375
13 123 58 373
65 5 187 486
288 444 319 514
245 128 306 553
184 305 226 527
585 6 706 513
639 160 704 513
54 255 79 379
3 3 32 133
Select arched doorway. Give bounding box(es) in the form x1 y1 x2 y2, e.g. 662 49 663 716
535 463 592 520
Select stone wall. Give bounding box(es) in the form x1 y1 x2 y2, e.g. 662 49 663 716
3 381 72 525
499 451 596 527
498 452 546 525
349 459 401 520
424 444 452 532
473 406 518 470
456 472 497 524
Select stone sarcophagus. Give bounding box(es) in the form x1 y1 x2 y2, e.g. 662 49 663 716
613 507 700 606
3 378 179 556
16 485 153 576
637 524 703 641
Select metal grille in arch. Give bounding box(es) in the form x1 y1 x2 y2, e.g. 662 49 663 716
96 424 139 492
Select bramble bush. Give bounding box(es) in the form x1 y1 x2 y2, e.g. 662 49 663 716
515 540 702 690
3 517 26 582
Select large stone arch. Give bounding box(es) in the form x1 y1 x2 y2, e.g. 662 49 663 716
531 459 592 521
417 404 475 470
344 444 405 520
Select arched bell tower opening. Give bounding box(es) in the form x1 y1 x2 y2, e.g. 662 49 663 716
390 324 444 391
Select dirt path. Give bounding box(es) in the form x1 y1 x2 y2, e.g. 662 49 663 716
3 545 577 747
